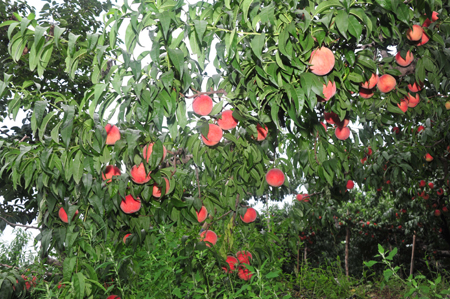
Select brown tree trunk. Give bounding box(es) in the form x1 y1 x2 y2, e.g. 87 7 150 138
410 233 416 276
345 226 349 277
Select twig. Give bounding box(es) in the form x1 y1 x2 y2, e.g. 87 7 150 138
210 210 233 225
0 216 41 230
19 135 28 142
313 132 320 165
195 165 201 200
184 89 227 99
232 194 240 224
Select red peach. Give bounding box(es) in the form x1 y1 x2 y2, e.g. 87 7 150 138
324 112 339 125
123 234 132 244
377 74 396 93
201 124 223 146
296 194 310 201
406 93 420 108
196 206 208 222
105 124 121 145
425 153 433 162
346 180 354 190
435 209 441 217
236 250 253 264
310 47 335 76
130 163 152 184
392 127 400 134
397 98 408 113
406 25 423 41
192 95 213 116
240 207 257 223
152 177 170 198
428 182 434 189
408 81 424 92
120 195 141 214
417 125 424 133
222 256 238 273
437 188 444 195
422 11 439 27
143 143 167 163
238 266 253 281
102 165 121 183
335 126 350 140
419 180 426 187
417 32 429 46
59 207 79 224
359 87 374 99
361 73 379 89
395 51 414 67
199 230 217 247
217 110 238 130
265 168 285 187
321 81 336 101
107 296 121 299
256 124 268 141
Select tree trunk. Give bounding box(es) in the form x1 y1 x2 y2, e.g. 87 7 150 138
345 226 349 277
410 233 416 276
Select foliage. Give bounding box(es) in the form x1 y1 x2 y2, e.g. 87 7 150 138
1 0 450 297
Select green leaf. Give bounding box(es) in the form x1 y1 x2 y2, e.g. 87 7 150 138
242 0 254 22
210 100 223 116
63 257 77 281
347 15 363 41
90 83 108 119
34 101 47 127
73 272 85 299
364 260 377 268
53 26 65 48
167 48 184 77
61 104 75 149
176 101 187 129
34 26 47 46
39 111 56 142
335 10 348 39
193 20 207 44
315 0 343 15
68 32 80 57
375 0 392 11
395 4 410 25
250 33 265 61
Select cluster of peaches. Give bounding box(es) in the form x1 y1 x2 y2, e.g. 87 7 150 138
360 11 439 113
192 94 268 145
309 46 352 141
223 250 254 280
311 12 440 141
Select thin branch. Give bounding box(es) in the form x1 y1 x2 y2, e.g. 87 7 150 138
210 210 233 226
232 194 240 224
19 135 28 142
184 89 227 99
313 132 320 165
0 216 41 230
195 165 201 200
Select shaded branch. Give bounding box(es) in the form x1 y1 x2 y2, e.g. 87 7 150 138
0 216 41 230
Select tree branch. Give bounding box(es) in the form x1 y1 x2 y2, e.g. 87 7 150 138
183 88 227 99
0 216 41 230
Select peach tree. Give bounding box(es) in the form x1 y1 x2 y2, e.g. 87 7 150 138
0 0 450 296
